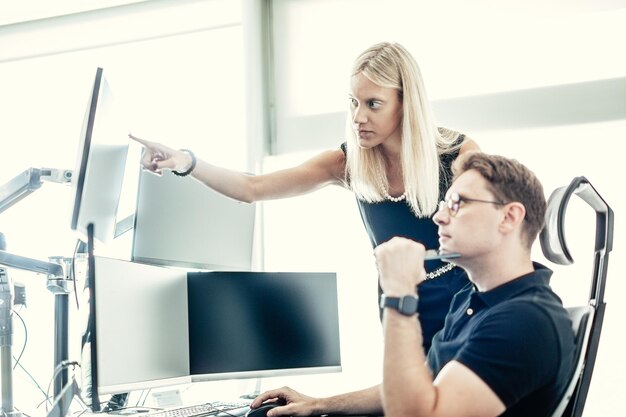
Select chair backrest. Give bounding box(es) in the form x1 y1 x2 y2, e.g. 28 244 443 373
549 306 593 417
540 176 613 417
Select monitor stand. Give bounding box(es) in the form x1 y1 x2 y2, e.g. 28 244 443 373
240 378 263 400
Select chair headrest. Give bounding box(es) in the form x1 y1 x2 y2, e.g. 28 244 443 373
540 176 613 266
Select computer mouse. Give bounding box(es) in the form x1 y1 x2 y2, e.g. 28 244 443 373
245 402 283 417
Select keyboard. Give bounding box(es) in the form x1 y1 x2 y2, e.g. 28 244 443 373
143 401 251 417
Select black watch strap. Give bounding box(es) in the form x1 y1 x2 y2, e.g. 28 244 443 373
379 294 419 316
173 149 197 177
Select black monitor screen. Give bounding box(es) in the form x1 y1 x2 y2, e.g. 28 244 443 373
187 271 341 380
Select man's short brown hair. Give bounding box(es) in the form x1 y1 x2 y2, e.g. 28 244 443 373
453 153 546 248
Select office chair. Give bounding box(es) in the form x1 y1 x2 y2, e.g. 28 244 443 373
540 177 613 417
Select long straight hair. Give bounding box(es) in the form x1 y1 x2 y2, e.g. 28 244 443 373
345 42 462 217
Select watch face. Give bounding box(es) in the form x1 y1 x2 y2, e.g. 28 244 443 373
399 295 418 315
380 295 418 316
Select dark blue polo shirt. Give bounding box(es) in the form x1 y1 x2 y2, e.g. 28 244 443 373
427 263 576 417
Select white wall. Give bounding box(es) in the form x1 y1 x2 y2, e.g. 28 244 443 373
0 2 247 413
270 0 626 152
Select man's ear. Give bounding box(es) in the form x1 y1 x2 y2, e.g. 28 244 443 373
499 202 526 235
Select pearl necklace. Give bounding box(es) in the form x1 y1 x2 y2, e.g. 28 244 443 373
426 262 456 280
377 168 406 202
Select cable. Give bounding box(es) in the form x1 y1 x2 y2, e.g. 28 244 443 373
15 407 32 417
36 395 54 410
12 308 27 369
220 407 249 417
15 359 50 406
45 361 81 413
12 306 45 407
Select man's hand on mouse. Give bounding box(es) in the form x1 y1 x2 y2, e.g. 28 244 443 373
250 386 322 417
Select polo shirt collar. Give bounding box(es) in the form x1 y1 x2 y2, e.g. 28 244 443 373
472 262 553 308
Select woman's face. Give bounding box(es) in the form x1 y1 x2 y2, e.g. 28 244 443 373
349 72 403 149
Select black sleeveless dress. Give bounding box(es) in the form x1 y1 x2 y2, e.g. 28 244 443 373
341 140 471 353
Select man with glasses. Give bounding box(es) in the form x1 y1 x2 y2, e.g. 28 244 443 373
250 153 575 417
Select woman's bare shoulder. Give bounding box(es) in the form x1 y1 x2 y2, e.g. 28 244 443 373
314 148 347 181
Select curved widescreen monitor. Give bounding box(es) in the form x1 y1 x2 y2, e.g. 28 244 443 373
188 271 342 381
71 67 129 243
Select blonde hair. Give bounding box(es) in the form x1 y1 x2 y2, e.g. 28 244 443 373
345 42 462 217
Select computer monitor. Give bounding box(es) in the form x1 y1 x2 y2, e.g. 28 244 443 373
131 170 256 271
95 256 191 393
187 271 342 381
82 254 191 411
70 67 130 243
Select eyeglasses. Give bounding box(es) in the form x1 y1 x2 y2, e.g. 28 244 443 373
438 192 507 217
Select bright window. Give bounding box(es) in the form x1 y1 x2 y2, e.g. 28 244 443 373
0 16 246 413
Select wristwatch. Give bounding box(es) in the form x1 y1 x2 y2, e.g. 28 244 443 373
379 294 419 316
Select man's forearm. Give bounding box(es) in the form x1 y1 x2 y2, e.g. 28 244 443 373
320 385 383 415
382 310 436 417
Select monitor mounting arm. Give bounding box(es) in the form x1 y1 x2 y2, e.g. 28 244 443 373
0 167 72 215
0 167 76 417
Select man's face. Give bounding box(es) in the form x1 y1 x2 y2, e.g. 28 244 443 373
433 170 505 260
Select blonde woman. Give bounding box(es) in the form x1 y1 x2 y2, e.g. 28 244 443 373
130 42 480 352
